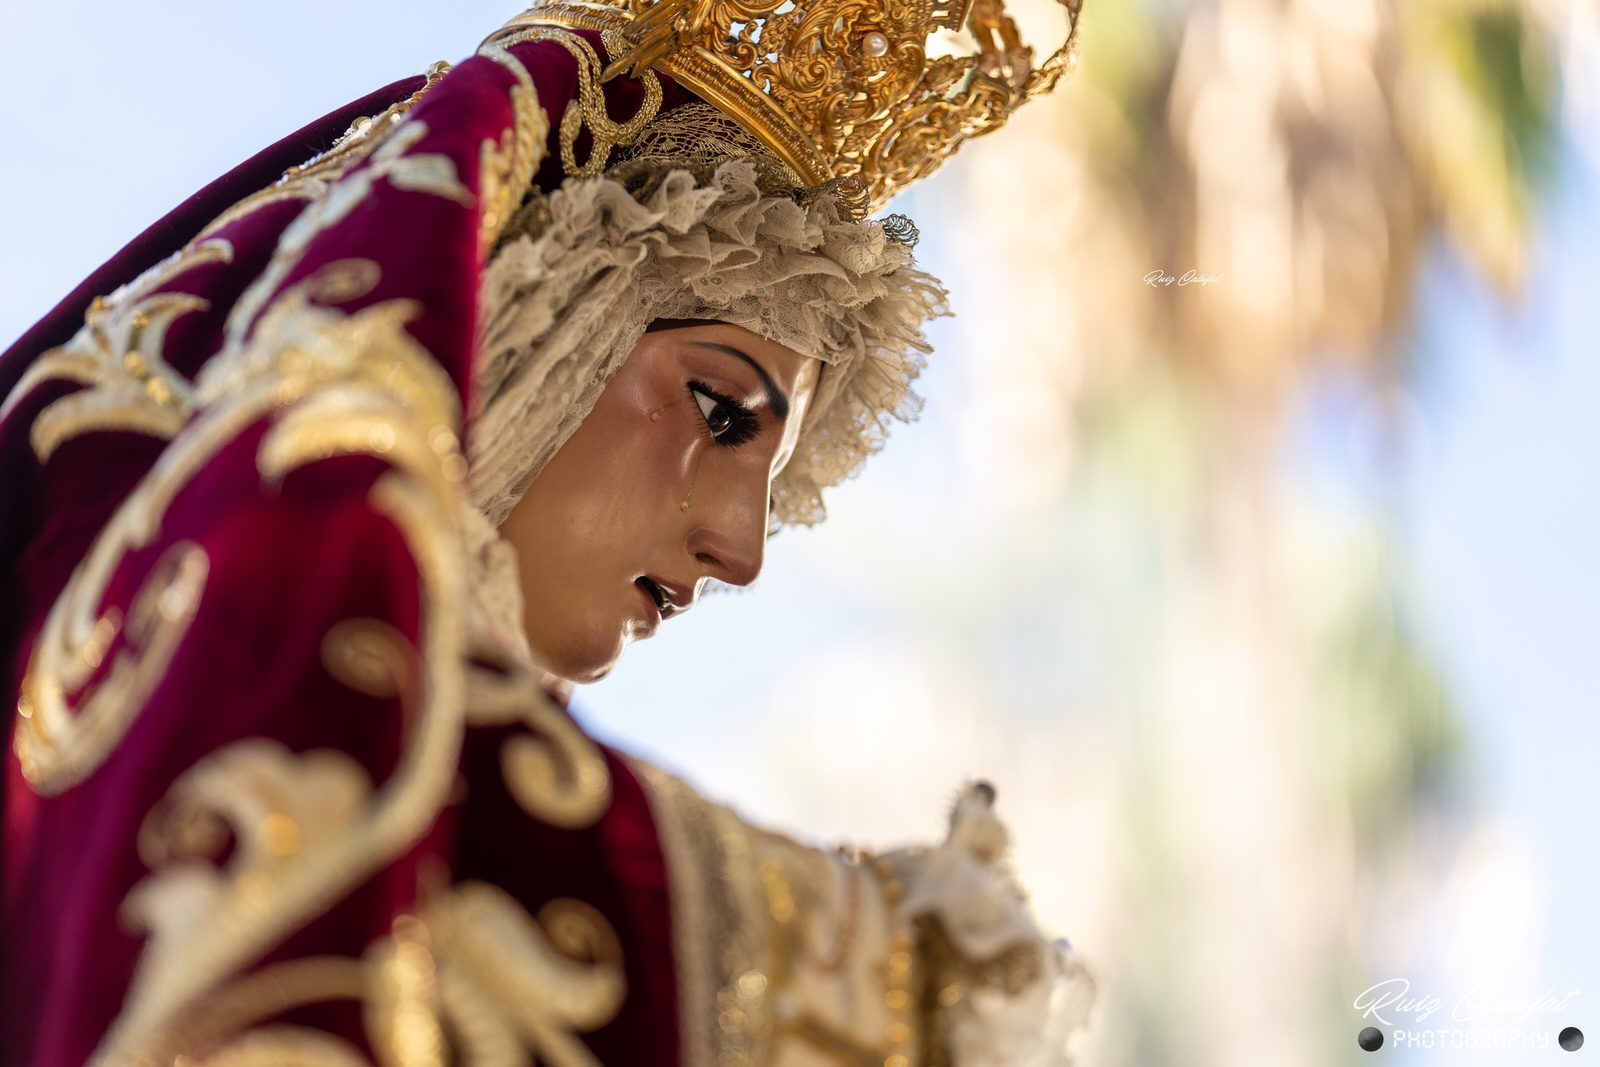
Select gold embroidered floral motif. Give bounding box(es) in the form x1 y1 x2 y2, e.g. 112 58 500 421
96 470 472 1067
74 284 474 1062
220 118 475 352
365 915 448 1067
189 1027 372 1067
106 955 372 1065
197 264 462 442
112 883 626 1067
115 741 373 1051
14 254 470 801
321 618 414 700
14 539 209 794
17 49 630 1067
0 238 233 462
416 884 626 1067
479 28 663 179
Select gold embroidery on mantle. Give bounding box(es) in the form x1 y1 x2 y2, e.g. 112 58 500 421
100 883 625 1067
218 117 475 359
79 285 622 1063
13 254 467 801
14 538 208 793
465 660 613 829
0 238 232 462
321 617 414 700
635 761 935 1067
90 450 469 1065
10 54 631 1067
416 884 625 1067
57 261 474 1062
122 955 371 1064
187 1029 371 1066
474 44 551 262
118 740 375 1046
479 28 663 179
630 761 773 1067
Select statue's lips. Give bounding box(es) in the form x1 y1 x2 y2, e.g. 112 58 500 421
634 576 664 632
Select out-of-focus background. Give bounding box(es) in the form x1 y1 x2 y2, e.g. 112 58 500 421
3 2 1595 1064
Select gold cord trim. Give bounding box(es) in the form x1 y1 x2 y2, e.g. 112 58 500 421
479 27 663 179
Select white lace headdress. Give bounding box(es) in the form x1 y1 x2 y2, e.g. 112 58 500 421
466 104 951 533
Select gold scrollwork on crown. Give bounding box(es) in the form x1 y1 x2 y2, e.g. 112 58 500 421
486 0 1084 210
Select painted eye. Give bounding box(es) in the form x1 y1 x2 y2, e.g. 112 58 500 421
686 380 761 447
693 386 735 438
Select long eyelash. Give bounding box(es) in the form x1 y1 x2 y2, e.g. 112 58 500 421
686 379 761 447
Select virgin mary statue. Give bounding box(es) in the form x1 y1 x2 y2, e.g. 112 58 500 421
0 3 1095 1065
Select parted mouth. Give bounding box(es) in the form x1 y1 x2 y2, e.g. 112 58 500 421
635 575 691 619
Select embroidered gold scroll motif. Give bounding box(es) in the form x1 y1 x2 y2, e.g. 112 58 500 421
479 27 663 179
218 117 475 356
464 659 613 829
84 288 617 1066
0 237 232 462
13 538 209 794
11 104 482 799
14 56 630 1067
400 884 626 1067
100 884 626 1067
185 1028 372 1067
474 46 551 261
12 255 467 799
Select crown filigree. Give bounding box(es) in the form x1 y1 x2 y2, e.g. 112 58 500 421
488 0 1084 210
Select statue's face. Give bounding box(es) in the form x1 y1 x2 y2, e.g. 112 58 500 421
497 321 822 682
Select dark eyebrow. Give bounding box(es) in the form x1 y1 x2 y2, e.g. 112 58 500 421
691 341 791 421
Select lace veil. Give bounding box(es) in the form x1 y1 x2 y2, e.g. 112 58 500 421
466 103 951 535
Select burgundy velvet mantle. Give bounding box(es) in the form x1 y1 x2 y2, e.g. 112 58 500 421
2 29 701 1067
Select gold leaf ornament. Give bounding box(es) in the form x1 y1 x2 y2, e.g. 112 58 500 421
464 660 614 829
0 238 234 463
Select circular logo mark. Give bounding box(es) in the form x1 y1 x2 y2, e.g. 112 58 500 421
1359 1027 1384 1052
1559 1027 1584 1052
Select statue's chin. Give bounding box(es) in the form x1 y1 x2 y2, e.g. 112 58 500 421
527 631 623 687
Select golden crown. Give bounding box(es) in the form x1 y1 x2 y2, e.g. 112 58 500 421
489 0 1084 210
